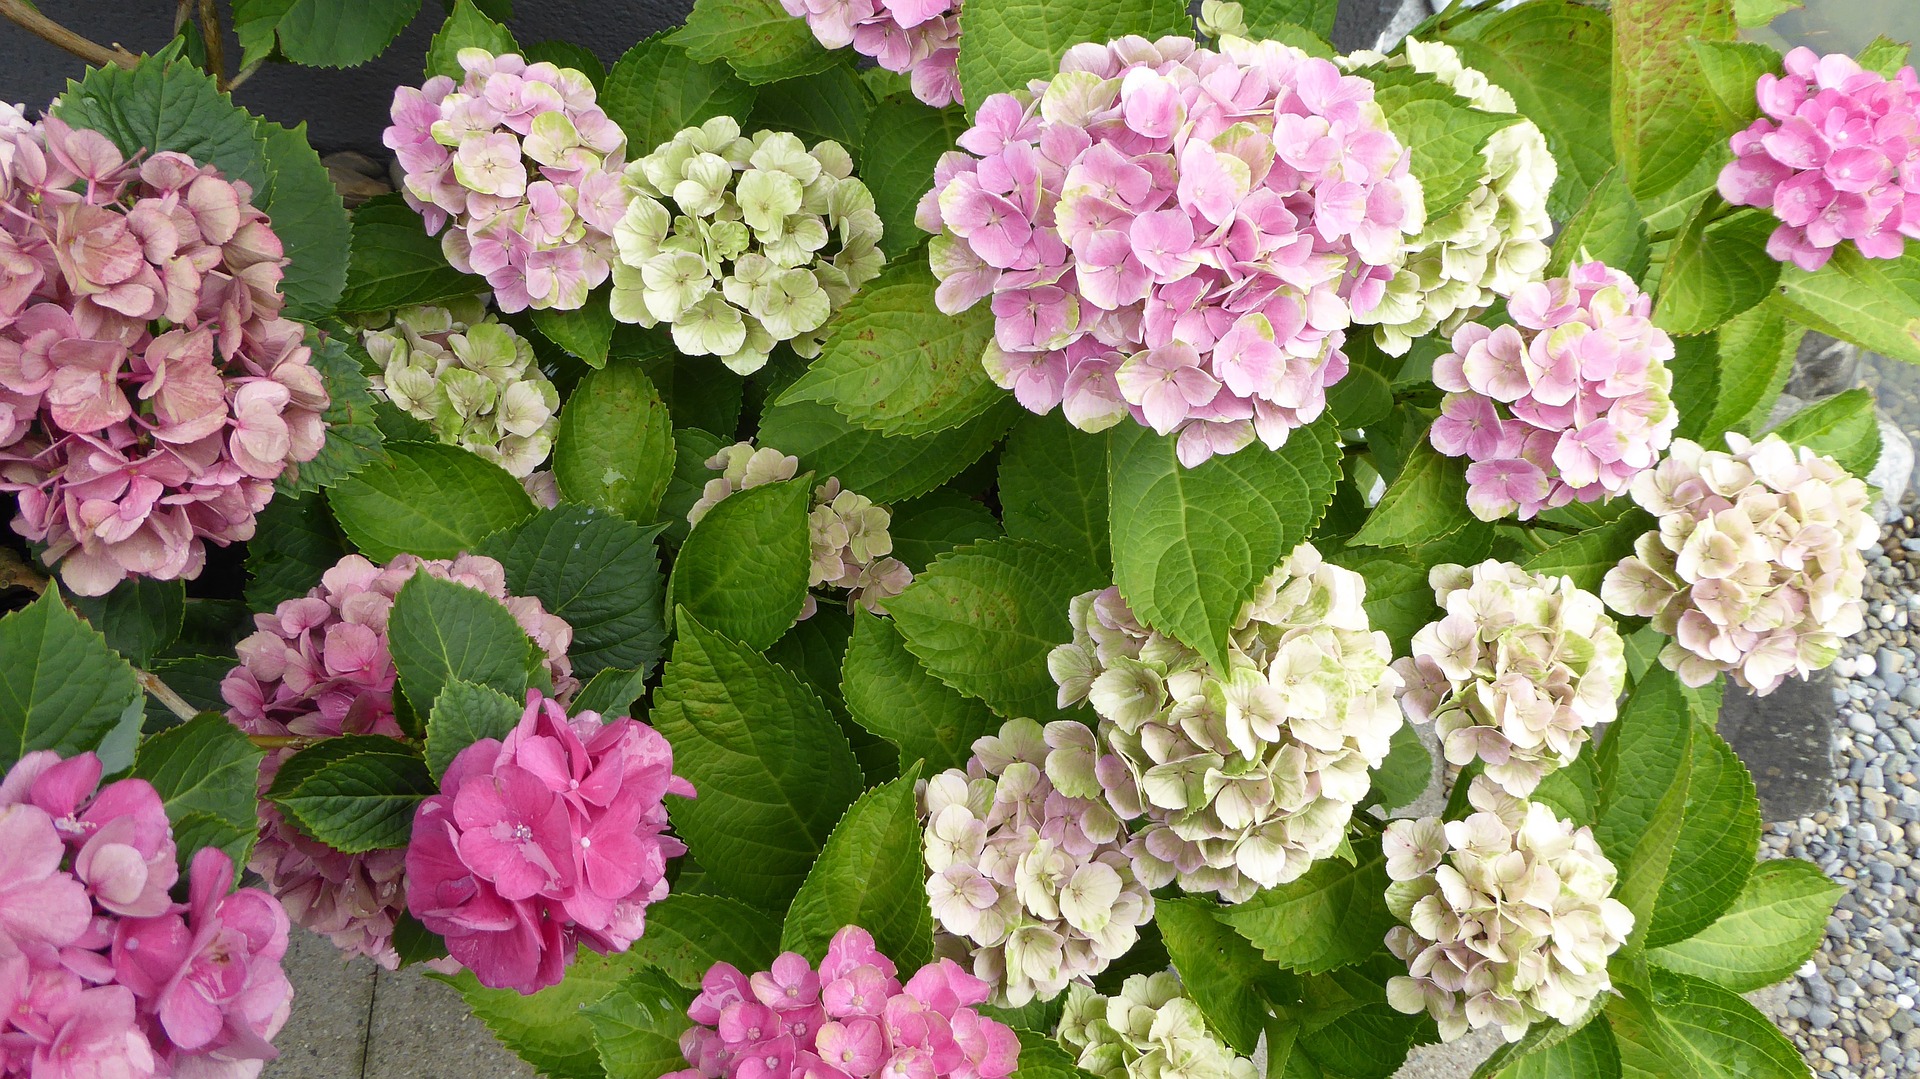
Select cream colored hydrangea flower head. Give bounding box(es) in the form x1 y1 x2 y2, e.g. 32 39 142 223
924 718 1153 1007
1600 432 1877 695
1341 38 1556 356
362 298 560 477
1057 974 1257 1079
1049 543 1405 903
688 441 912 615
1383 775 1633 1043
610 117 885 374
1393 561 1626 797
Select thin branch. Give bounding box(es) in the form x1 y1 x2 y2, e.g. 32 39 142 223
0 547 48 596
247 734 316 751
0 0 139 69
136 669 198 722
226 57 264 90
196 0 226 90
173 0 191 35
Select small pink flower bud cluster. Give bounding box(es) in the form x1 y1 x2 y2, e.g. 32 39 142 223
0 751 292 1078
690 441 913 617
1718 47 1920 271
920 37 1422 467
0 114 328 596
923 718 1153 1006
668 926 1020 1079
407 692 694 995
1429 261 1678 521
221 552 576 967
1601 433 1877 695
1393 561 1626 798
384 50 628 313
777 0 961 108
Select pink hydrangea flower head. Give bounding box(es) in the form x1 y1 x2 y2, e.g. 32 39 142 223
404 691 694 994
383 50 628 312
1717 46 1920 271
922 37 1424 465
221 551 576 967
0 115 328 596
670 925 1019 1079
1600 433 1878 695
777 0 961 107
1429 261 1678 520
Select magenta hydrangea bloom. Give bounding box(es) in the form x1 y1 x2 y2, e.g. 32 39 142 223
668 925 1020 1079
1718 46 1920 271
779 0 960 107
405 692 694 995
1429 261 1678 521
0 114 329 596
221 552 576 968
0 751 293 1079
384 49 628 312
920 36 1422 466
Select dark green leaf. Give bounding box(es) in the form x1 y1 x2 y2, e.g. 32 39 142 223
337 194 478 313
1237 0 1336 37
586 969 697 1079
864 96 970 259
1646 723 1760 949
273 742 435 853
1712 301 1804 438
748 63 870 162
572 667 648 718
1362 66 1523 221
283 334 387 494
888 491 1002 573
757 397 1018 505
1000 414 1111 575
657 427 732 546
1158 898 1294 1055
246 490 347 609
1523 511 1654 595
1369 724 1434 813
1595 667 1698 951
1771 387 1882 477
1479 1013 1619 1078
533 293 618 368
0 591 143 771
69 578 183 667
131 713 264 839
523 40 605 85
672 0 841 84
628 894 782 989
448 950 648 1079
1547 167 1650 281
233 0 423 69
388 570 534 713
1691 40 1780 132
256 120 350 320
842 609 1000 774
1656 207 1780 335
603 35 758 159
425 0 516 79
670 479 811 650
424 678 523 782
782 767 933 970
328 441 536 561
1350 438 1475 549
54 52 268 196
1013 1030 1103 1079
956 0 1191 114
479 504 669 681
1216 835 1395 974
553 363 677 524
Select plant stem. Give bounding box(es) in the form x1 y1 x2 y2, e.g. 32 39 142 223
136 669 198 722
0 548 48 595
196 0 226 90
0 0 139 69
247 735 314 750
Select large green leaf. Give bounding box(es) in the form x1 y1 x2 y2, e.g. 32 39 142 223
842 610 1000 775
533 294 618 369
424 0 516 81
757 397 1018 505
1480 1014 1620 1079
387 571 534 716
1655 207 1779 336
1611 0 1736 203
0 592 143 771
1363 67 1523 222
889 538 1106 719
328 441 536 561
1649 858 1841 991
1237 0 1335 36
68 578 183 667
271 740 435 853
603 35 758 160
1109 421 1341 673
1158 898 1294 1055
553 364 677 525
748 64 871 163
1770 387 1882 478
448 949 646 1079
232 0 421 69
1548 167 1650 280
1000 414 1112 575
1645 722 1762 949
1522 511 1653 596
864 96 970 259
1691 40 1780 133
246 490 347 609
54 52 268 196
1326 523 1492 656
657 427 732 545
1290 963 1431 1079
1216 836 1395 975
282 334 387 495
1606 968 1809 1079
337 195 479 313
781 263 1003 437
255 121 350 320
479 505 668 681
1594 667 1698 952
424 678 524 783
1711 300 1804 437
131 712 265 871
651 612 864 910
1777 246 1920 365
628 893 783 988
888 491 1003 573
672 0 841 84
782 767 933 970
586 969 696 1079
669 479 812 650
1349 439 1477 549
955 0 1191 116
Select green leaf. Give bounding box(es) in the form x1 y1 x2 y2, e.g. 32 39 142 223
657 427 731 546
1645 723 1761 949
1668 333 1721 444
478 505 669 681
553 363 677 524
328 441 535 561
524 41 606 85
1691 40 1780 132
246 490 346 609
273 742 435 853
782 263 1002 436
1290 964 1429 1079
1734 0 1799 28
889 538 1107 719
168 811 259 879
672 0 840 84
757 397 1018 505
1649 858 1841 991
425 0 516 79
1776 245 1920 365
1857 35 1911 78
532 296 618 369
842 609 1000 774
1611 0 1736 203
424 678 523 782
1656 207 1780 335
131 713 264 844
1216 835 1395 975
1369 724 1434 813
629 893 783 988
448 949 646 1079
1236 0 1336 37
749 63 870 163
1013 1030 1104 1079
337 194 478 313
1595 667 1698 951
1350 438 1475 549
1108 420 1341 673
670 479 811 650
888 492 1003 573
1326 524 1492 656
572 667 648 718
603 35 758 161
639 347 746 436
782 767 933 969
1711 300 1804 437
1548 167 1650 281
255 121 350 320
68 578 183 667
1481 1013 1620 1079
586 969 697 1079
1522 511 1653 595
232 0 422 69
956 0 1191 116
54 53 269 196
283 333 387 494
0 591 143 770
1606 968 1810 1079
388 570 534 716
1362 67 1523 221
652 611 863 910
1158 898 1294 1055
1000 414 1111 575
1446 1 1616 218
1770 387 1882 477
864 96 970 260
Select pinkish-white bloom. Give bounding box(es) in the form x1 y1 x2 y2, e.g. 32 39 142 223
1056 973 1255 1079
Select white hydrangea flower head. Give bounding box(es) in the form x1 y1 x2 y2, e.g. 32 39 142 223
362 297 561 477
687 441 912 616
1383 775 1633 1043
610 118 885 374
1392 561 1626 797
1342 38 1556 356
1057 974 1257 1079
1049 543 1405 903
1600 433 1878 695
923 718 1153 1006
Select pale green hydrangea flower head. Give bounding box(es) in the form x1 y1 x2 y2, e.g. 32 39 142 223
610 117 885 374
1392 561 1626 797
362 298 561 477
1057 974 1257 1079
1049 543 1405 903
1383 775 1633 1043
